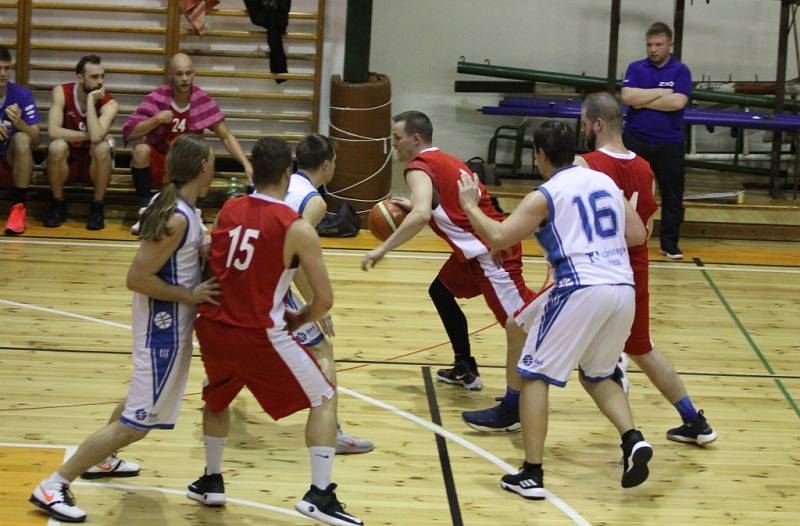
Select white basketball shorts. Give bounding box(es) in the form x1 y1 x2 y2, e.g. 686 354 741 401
517 284 634 387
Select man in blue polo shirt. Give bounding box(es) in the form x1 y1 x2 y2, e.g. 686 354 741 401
621 22 691 260
0 46 41 236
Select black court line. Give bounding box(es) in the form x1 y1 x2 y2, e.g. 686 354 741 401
2 345 800 381
422 366 463 526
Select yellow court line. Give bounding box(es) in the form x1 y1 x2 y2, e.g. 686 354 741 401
0 444 65 526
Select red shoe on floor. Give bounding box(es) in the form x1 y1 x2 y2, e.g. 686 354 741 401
4 203 26 235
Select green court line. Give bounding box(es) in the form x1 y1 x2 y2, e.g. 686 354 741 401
700 268 800 418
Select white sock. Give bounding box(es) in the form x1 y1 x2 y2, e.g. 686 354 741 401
46 471 70 486
309 446 335 491
204 435 227 475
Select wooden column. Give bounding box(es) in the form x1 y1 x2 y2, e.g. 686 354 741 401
312 0 327 131
15 0 32 86
164 0 181 81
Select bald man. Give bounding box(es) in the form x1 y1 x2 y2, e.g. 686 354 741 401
123 53 253 229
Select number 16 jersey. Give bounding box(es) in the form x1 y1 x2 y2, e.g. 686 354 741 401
198 193 301 329
536 165 633 289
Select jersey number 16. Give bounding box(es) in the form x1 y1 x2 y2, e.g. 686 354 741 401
571 190 619 242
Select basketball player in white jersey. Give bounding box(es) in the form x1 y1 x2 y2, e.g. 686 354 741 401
29 135 221 523
284 133 373 454
458 121 653 499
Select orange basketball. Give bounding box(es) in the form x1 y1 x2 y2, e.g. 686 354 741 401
368 199 408 241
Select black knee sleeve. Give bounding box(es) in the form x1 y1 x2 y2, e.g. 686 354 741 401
429 278 471 359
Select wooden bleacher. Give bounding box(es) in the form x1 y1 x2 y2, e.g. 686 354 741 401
0 0 326 197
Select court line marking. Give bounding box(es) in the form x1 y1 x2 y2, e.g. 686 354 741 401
339 386 589 526
0 443 305 523
1 237 798 274
697 267 800 418
0 300 591 526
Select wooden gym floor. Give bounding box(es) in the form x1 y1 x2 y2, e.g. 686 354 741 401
0 218 798 525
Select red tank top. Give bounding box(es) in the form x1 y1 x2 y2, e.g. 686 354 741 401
157 104 195 153
61 83 114 150
407 148 506 261
582 148 657 271
198 194 301 329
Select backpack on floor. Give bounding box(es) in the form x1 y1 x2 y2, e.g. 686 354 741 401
316 202 360 238
465 156 504 214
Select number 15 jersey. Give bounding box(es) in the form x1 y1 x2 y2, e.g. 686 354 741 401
198 193 301 329
536 165 633 289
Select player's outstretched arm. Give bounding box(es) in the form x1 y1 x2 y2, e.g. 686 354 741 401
458 171 547 250
126 213 221 305
213 121 254 182
361 170 432 270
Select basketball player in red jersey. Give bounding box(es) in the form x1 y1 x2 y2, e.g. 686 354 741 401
44 55 118 230
362 110 537 433
576 92 716 445
123 53 253 218
189 137 364 526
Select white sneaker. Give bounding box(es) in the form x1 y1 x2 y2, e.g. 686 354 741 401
81 455 140 479
336 426 374 455
130 206 147 236
611 354 630 395
29 479 87 523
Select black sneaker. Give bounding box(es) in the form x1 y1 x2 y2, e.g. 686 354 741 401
666 410 717 446
620 430 653 488
295 483 364 526
500 464 545 500
436 357 482 390
462 397 520 432
86 201 105 231
186 471 226 507
659 244 683 260
44 199 67 228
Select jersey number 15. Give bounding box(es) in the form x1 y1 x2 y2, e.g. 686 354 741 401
225 225 260 270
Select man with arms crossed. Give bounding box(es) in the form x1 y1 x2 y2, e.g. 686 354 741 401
458 121 651 498
622 21 691 260
44 54 118 230
576 91 716 445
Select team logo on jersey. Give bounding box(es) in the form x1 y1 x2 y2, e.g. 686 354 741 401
522 354 534 367
153 311 173 329
135 408 147 421
658 81 675 88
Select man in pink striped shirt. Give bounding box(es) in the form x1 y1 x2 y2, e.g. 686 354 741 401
123 53 252 217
